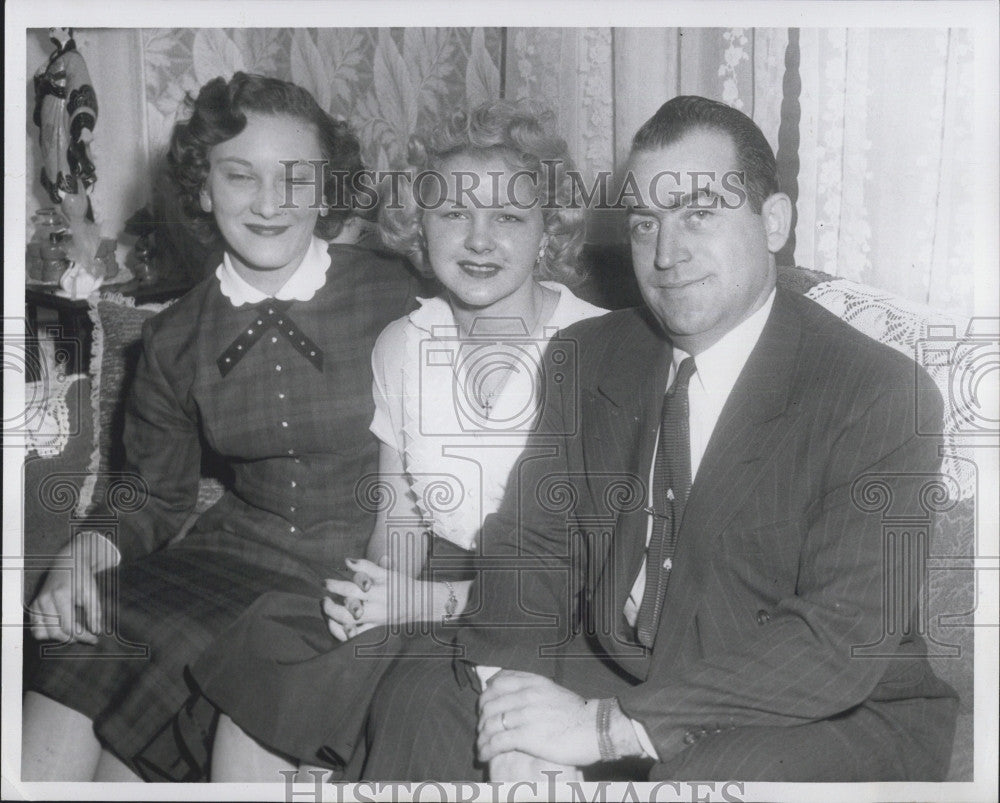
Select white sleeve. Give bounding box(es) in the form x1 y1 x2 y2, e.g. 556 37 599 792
369 318 407 452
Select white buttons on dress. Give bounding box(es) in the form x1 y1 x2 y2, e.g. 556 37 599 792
281 421 289 428
291 481 297 488
271 336 278 343
278 393 285 399
275 364 282 371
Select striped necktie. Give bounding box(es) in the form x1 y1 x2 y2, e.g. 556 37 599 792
635 356 696 649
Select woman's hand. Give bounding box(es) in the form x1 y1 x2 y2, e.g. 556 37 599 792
322 557 436 641
29 532 118 644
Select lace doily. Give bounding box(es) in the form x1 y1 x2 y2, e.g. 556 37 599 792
805 278 976 498
23 372 86 458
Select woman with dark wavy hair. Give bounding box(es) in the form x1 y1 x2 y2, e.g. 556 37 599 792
22 72 418 781
189 99 607 781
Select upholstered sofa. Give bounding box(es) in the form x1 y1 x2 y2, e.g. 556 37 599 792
20 253 979 781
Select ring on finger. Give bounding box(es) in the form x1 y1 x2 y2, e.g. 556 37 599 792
351 600 365 620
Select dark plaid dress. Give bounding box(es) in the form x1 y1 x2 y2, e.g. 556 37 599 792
27 243 418 773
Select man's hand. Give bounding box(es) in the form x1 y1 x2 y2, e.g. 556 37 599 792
476 670 602 766
488 750 583 783
29 532 116 644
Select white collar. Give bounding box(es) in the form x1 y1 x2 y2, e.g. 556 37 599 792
672 288 776 395
216 236 331 307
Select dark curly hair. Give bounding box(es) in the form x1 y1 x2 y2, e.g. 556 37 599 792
378 100 586 284
168 72 364 242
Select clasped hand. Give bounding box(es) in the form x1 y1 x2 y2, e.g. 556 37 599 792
476 670 601 767
323 557 430 641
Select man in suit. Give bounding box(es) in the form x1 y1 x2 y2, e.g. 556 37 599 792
360 96 957 781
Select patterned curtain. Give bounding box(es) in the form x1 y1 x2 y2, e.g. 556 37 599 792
140 28 502 171
27 27 977 313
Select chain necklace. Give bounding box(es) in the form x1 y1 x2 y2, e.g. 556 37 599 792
476 361 518 418
468 299 546 419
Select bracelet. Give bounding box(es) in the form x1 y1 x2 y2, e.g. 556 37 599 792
596 698 621 762
442 580 458 620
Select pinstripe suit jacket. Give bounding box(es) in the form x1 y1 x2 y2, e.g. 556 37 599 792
453 287 954 762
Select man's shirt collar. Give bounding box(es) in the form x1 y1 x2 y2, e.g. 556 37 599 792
671 288 777 396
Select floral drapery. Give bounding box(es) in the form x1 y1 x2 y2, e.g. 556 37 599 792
140 28 502 171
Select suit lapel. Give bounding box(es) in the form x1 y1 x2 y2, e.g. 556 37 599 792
651 290 804 655
581 311 671 654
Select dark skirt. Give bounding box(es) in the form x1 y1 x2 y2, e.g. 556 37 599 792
26 539 322 778
136 537 476 780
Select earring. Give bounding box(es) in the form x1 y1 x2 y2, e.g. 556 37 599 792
200 190 212 213
536 238 548 267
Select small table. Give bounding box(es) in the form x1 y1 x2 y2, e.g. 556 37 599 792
25 277 193 378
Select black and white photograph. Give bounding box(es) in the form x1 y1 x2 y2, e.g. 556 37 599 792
4 2 998 801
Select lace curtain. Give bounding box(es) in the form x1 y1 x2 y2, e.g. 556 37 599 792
794 29 975 314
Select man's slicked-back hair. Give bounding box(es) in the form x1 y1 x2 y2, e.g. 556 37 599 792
631 95 779 214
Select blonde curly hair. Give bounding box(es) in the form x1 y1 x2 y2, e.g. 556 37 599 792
378 100 586 284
